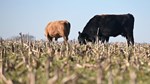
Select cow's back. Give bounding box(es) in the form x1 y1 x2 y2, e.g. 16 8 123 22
45 20 70 38
97 14 134 36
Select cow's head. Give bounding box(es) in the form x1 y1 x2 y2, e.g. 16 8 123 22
78 31 86 44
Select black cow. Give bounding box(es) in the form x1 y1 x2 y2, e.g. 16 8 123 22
78 13 135 45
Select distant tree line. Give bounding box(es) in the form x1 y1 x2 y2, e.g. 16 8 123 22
7 32 35 42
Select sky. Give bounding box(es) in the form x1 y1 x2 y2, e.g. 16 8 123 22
0 0 150 43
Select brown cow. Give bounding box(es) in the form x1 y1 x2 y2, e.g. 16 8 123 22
45 20 71 42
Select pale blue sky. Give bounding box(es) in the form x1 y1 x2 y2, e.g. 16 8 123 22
0 0 150 43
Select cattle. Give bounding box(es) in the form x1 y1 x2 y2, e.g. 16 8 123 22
45 20 71 43
78 13 135 46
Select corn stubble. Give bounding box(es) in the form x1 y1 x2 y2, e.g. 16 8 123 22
1 39 150 84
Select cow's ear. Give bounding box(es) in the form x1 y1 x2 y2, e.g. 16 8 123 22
78 31 81 35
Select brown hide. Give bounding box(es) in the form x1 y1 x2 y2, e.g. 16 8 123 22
45 20 70 42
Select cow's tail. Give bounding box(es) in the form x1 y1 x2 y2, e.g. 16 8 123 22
65 21 71 36
127 13 135 45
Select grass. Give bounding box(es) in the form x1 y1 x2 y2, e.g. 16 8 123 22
1 39 150 84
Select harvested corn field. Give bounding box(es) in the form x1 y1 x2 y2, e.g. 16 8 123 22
1 39 150 84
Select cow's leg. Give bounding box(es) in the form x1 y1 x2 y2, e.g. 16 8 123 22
125 35 130 46
101 36 105 43
105 37 109 43
48 37 53 42
126 33 134 46
130 33 134 45
127 39 130 46
47 34 53 42
55 38 58 41
66 36 68 41
63 36 68 43
89 37 96 43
